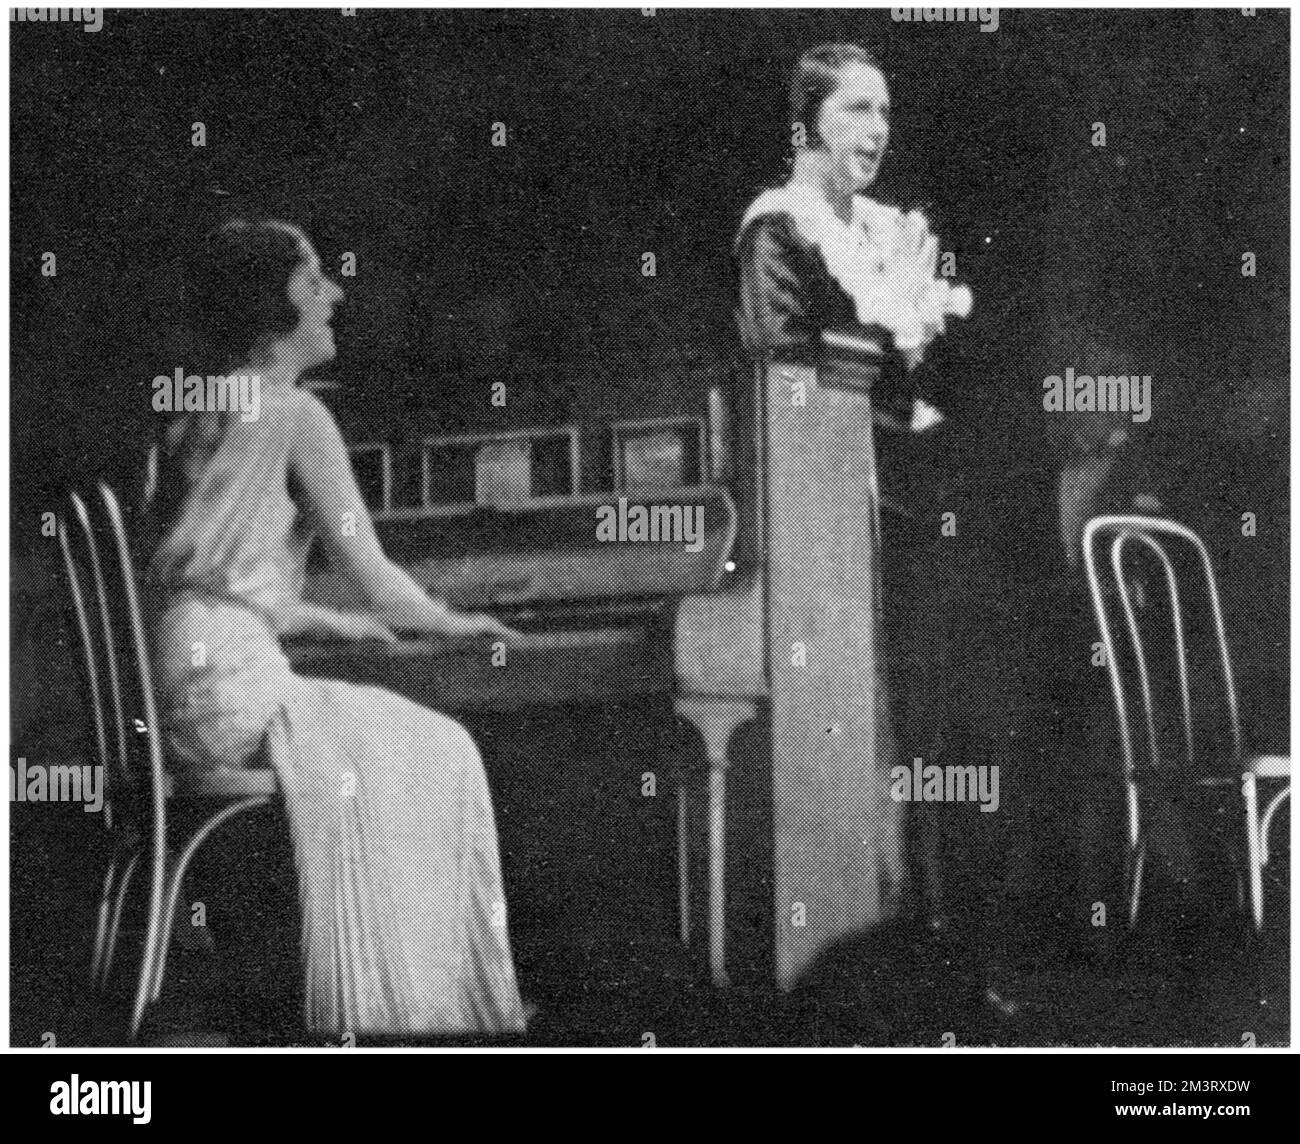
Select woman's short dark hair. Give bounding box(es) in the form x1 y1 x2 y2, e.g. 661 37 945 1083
791 43 882 148
183 217 306 374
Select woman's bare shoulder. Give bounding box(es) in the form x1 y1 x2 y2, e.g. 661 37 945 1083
286 384 336 431
281 386 351 468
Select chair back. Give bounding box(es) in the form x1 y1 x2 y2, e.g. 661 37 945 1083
57 484 169 843
56 497 115 789
1082 515 1244 815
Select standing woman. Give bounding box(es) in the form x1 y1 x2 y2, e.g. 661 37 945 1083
146 218 526 1037
733 45 969 948
736 44 962 377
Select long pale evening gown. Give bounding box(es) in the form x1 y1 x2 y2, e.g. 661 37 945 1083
145 381 525 1037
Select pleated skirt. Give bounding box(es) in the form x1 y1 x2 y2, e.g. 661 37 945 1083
152 596 526 1036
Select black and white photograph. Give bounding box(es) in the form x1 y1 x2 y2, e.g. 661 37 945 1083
6 2 1292 1069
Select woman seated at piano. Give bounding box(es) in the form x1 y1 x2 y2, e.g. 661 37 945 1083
735 42 970 426
144 218 526 1038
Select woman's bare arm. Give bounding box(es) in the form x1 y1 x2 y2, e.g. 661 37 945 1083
276 598 398 642
288 390 513 639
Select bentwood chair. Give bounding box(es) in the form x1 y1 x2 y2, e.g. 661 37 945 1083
58 482 279 1041
1083 515 1290 932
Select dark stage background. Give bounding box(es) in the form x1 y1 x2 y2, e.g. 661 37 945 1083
11 8 1289 490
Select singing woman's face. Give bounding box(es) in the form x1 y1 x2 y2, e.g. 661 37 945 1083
283 234 345 371
817 62 891 195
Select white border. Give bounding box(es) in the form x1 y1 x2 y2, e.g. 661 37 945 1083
3 1 1295 1058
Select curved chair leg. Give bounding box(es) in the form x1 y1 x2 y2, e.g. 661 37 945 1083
100 849 141 986
1124 777 1141 853
1123 773 1145 929
1242 773 1264 932
150 797 274 1004
1126 839 1146 928
1259 787 1291 867
1245 783 1290 933
131 847 170 1042
89 859 120 983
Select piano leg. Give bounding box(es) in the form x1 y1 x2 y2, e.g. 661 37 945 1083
677 785 690 946
674 697 759 989
708 761 728 987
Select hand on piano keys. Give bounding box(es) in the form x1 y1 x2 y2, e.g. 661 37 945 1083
420 609 522 642
286 622 659 712
297 609 520 646
374 600 524 645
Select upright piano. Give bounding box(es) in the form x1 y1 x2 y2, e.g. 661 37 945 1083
288 332 903 992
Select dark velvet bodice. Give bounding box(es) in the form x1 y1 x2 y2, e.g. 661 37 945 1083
734 211 859 364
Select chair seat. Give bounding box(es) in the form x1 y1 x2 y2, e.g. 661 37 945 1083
1246 754 1290 780
163 767 279 800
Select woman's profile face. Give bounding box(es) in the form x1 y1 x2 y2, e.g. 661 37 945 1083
283 232 345 372
816 62 891 195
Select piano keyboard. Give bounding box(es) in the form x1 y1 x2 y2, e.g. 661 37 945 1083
286 624 672 713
